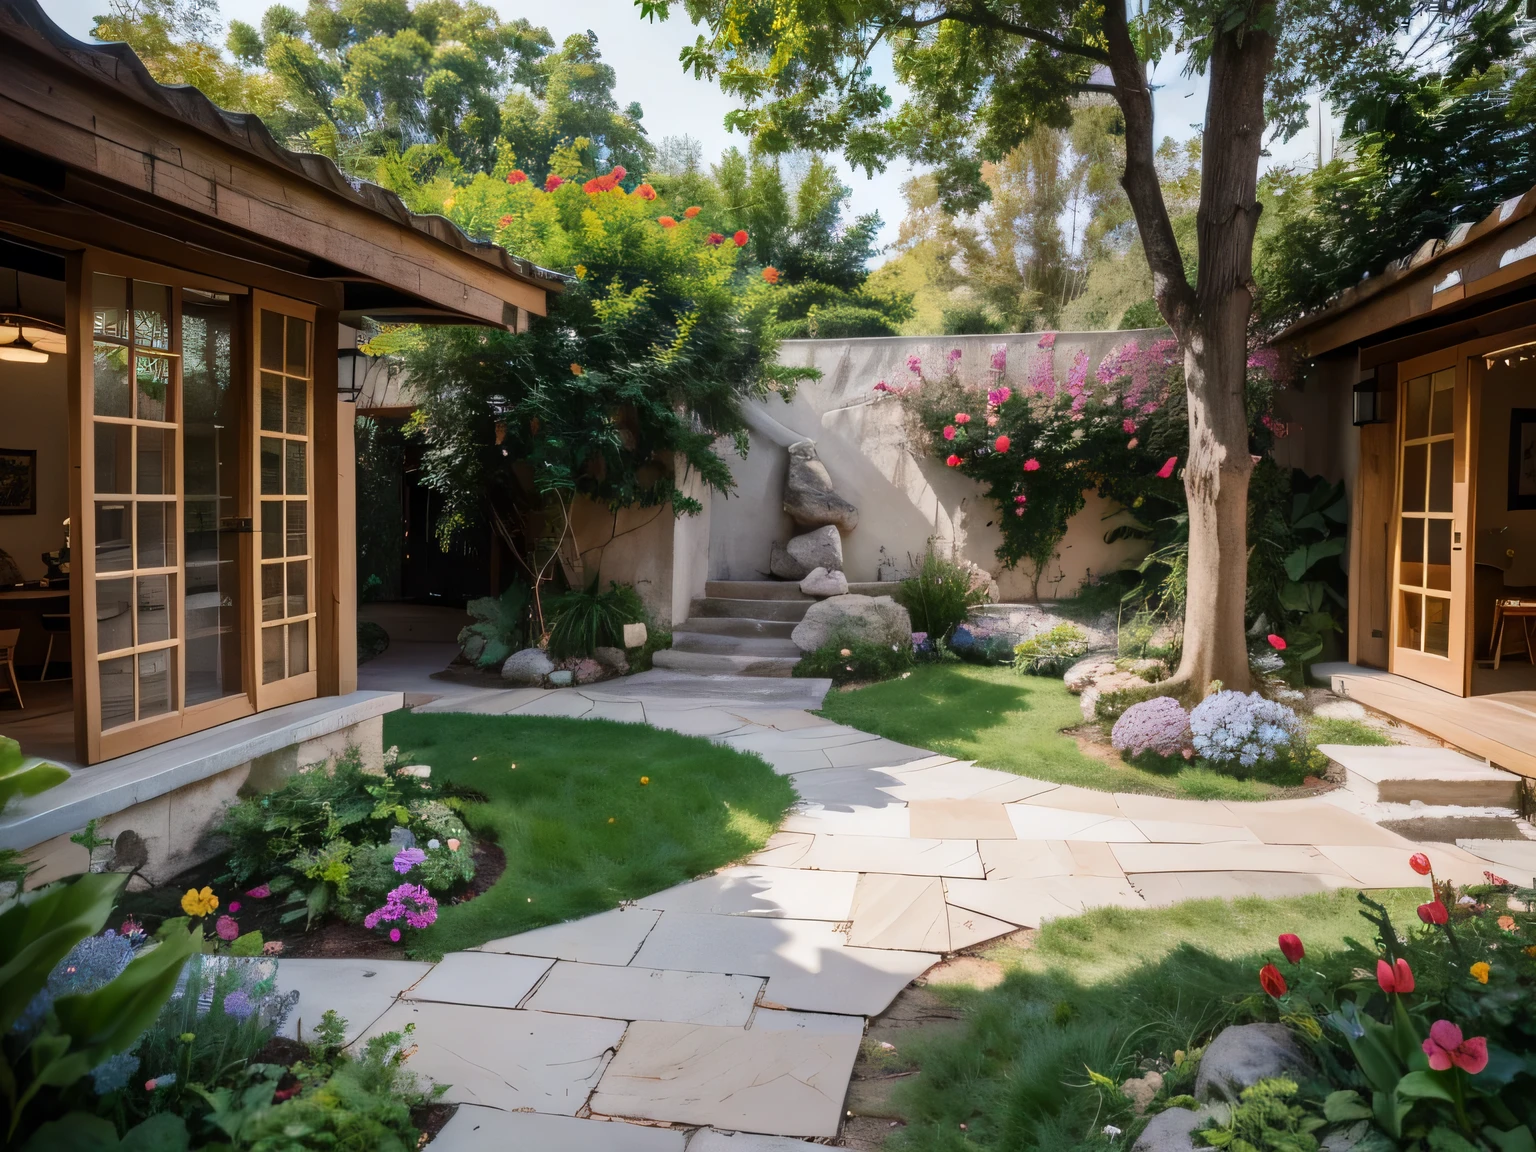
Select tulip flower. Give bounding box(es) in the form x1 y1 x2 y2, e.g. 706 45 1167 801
1258 963 1287 997
733 230 749 246
1278 934 1304 964
1377 957 1414 994
946 454 961 467
1418 900 1449 925
994 435 1011 453
1156 456 1178 478
1267 634 1287 650
1409 852 1432 875
1422 1020 1488 1074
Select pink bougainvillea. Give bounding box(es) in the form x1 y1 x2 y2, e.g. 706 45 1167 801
1037 331 1056 349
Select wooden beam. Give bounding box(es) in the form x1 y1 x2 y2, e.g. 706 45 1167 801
1360 294 1536 370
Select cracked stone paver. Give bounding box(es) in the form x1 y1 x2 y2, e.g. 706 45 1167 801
284 670 1525 1144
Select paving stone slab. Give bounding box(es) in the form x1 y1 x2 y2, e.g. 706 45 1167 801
274 958 434 1046
940 878 1080 927
402 951 553 1009
1319 744 1519 805
749 831 816 868
506 692 597 718
1021 785 1124 815
847 873 950 952
1130 870 1353 906
584 701 651 724
590 1012 862 1138
794 834 986 878
582 671 831 710
687 1129 825 1150
1129 819 1261 844
822 738 942 770
357 1002 624 1113
1457 838 1536 885
1315 843 1497 887
946 904 1018 950
1066 840 1131 877
1110 841 1350 875
883 763 1057 803
1224 801 1412 847
1005 805 1148 842
779 766 907 808
1113 793 1254 822
780 802 912 837
630 911 936 1016
634 866 858 921
978 839 1078 880
525 962 763 1026
907 799 1017 840
477 906 661 965
726 707 841 731
430 1104 686 1151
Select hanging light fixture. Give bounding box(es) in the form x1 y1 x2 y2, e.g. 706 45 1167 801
0 268 66 363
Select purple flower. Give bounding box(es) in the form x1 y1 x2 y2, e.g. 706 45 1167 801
989 345 1007 373
222 990 254 1019
392 847 427 874
947 348 963 363
1112 697 1191 759
987 385 1012 407
215 915 239 942
364 883 439 935
1037 332 1056 349
1027 352 1056 398
906 354 922 374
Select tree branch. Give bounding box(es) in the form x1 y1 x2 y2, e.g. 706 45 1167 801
1102 0 1195 335
895 7 1111 65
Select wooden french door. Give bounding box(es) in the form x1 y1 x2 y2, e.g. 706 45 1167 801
1389 350 1473 695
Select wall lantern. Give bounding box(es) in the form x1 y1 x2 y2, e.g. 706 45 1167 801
337 345 367 403
1352 369 1390 427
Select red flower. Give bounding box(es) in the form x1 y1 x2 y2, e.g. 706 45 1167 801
506 169 527 184
582 175 615 194
1157 456 1178 479
658 216 678 228
1418 900 1449 925
684 205 701 218
1409 852 1432 876
994 435 1011 453
1423 1020 1489 1074
1023 458 1040 472
1278 934 1304 964
1258 963 1287 997
945 454 962 467
1122 417 1137 433
955 412 971 424
1484 870 1509 886
498 214 513 227
544 174 565 191
1267 634 1287 650
634 182 657 200
610 165 627 182
762 266 780 284
1377 957 1415 994
733 230 749 246
1014 494 1026 504
273 1083 303 1102
942 425 956 441
706 232 725 246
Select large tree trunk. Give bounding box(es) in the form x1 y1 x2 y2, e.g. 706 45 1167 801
1104 8 1274 696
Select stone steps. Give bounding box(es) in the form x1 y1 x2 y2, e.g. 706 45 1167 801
672 631 803 657
690 597 813 622
705 579 895 599
1319 743 1523 807
650 649 800 677
674 616 798 639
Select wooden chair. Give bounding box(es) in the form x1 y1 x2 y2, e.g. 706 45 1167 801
0 627 22 709
39 613 70 681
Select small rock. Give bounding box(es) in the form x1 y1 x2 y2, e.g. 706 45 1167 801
1194 1023 1316 1105
791 594 913 653
800 567 849 597
398 764 432 779
547 669 574 687
783 440 859 531
1120 1070 1165 1115
622 622 648 649
594 646 630 673
1132 1106 1216 1152
388 827 416 851
1064 656 1119 695
501 647 554 685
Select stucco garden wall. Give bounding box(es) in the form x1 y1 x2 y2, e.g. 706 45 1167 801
711 330 1166 600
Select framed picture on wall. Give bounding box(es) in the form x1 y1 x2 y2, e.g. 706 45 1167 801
0 448 36 515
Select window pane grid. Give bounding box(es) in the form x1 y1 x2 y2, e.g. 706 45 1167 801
257 309 313 686
1395 369 1457 659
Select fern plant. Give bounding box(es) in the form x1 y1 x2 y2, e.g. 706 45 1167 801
545 579 647 658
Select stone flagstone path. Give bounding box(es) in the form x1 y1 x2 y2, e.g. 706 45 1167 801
292 669 1531 1149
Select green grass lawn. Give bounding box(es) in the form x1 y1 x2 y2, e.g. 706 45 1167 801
818 664 1279 800
386 712 796 958
887 889 1425 1151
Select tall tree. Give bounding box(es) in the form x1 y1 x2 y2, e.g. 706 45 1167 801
639 0 1479 693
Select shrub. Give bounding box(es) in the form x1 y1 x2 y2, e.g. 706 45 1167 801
457 582 530 669
1011 623 1090 676
894 550 991 640
546 579 646 658
794 630 914 686
1189 690 1304 778
1094 680 1163 725
1111 696 1191 759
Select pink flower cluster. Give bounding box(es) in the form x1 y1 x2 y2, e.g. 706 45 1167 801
364 883 439 933
987 385 1011 408
1066 349 1090 414
989 345 1007 373
1027 351 1056 399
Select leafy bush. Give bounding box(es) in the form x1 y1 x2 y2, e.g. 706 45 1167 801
1094 680 1163 726
1011 623 1090 675
457 582 530 669
894 550 991 641
546 579 646 659
794 630 914 686
219 748 475 930
1111 696 1191 759
1189 690 1313 782
948 623 1017 664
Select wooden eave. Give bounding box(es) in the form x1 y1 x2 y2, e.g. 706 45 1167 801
1277 185 1536 360
0 0 564 328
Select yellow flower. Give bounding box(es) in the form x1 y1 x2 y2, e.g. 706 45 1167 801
181 886 218 917
574 264 587 279
1470 961 1490 984
640 776 650 785
443 197 455 211
1498 915 1516 931
607 817 616 824
1526 945 1536 958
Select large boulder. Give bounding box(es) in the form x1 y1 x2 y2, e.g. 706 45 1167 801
594 646 630 675
1131 1106 1221 1152
783 441 859 532
1195 1023 1316 1104
800 567 849 598
501 647 554 685
769 525 844 580
792 594 912 653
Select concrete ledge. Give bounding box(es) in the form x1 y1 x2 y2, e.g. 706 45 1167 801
0 691 403 852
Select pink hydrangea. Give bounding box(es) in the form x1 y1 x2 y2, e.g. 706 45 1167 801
215 915 240 942
1112 697 1191 759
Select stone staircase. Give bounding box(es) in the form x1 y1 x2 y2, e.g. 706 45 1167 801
653 580 889 677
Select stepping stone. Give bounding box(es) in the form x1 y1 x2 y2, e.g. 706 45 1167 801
430 1103 685 1150
947 905 1017 949
630 911 936 1016
525 962 762 1026
1456 838 1536 885
940 878 1079 927
1320 744 1521 806
1130 870 1352 906
907 799 1016 840
749 831 815 867
356 1002 624 1114
478 906 661 966
978 839 1078 880
590 1011 862 1138
1224 800 1411 847
884 762 1056 803
1110 842 1349 875
1021 785 1123 815
794 834 985 878
781 802 911 837
1005 805 1148 842
273 958 433 1046
403 951 553 1009
847 874 950 951
688 1130 826 1150
635 866 858 921
1129 818 1261 844
1315 842 1499 887
780 766 908 807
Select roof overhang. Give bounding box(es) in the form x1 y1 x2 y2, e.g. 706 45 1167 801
0 0 563 329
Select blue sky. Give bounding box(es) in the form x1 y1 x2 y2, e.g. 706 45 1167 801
39 0 1337 263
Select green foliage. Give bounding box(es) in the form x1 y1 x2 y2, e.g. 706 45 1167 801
546 580 646 659
0 735 69 815
893 549 991 640
458 583 531 668
1195 1078 1323 1150
794 631 915 686
1307 717 1390 748
218 749 475 930
1094 681 1165 726
942 305 1006 335
1012 623 1090 676
1248 467 1349 679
